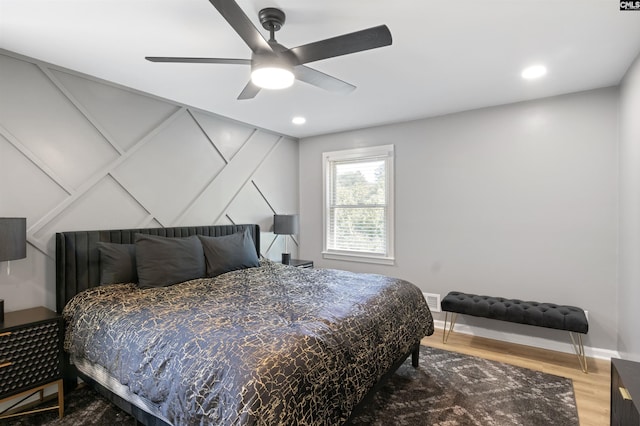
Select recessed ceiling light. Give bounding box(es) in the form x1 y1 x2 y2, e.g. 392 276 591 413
292 116 306 125
521 65 547 80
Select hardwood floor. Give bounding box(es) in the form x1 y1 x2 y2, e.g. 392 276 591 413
422 328 611 426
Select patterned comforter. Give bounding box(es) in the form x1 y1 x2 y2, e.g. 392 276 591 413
63 260 434 425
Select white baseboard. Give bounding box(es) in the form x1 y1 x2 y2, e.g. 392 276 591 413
432 319 620 361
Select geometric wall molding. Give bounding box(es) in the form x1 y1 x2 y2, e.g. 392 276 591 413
0 48 298 312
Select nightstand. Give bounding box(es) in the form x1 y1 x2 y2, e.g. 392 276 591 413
286 259 313 268
0 307 64 420
611 358 640 425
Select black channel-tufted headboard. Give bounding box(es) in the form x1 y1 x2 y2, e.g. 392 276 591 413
55 224 260 313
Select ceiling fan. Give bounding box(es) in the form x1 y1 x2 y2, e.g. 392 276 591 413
145 0 392 100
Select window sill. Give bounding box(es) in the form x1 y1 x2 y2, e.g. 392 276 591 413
322 251 395 265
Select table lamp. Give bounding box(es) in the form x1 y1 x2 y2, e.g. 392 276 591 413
273 214 299 265
0 218 27 321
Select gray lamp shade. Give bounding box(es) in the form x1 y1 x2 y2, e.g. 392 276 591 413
0 218 27 261
273 214 299 235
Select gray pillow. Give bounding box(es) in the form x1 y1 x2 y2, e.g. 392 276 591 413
97 242 137 284
198 229 260 277
134 234 206 289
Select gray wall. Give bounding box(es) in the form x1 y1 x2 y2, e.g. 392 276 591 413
619 52 640 361
0 50 299 313
300 88 619 351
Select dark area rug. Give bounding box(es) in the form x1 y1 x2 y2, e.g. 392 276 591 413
2 346 578 426
350 346 578 426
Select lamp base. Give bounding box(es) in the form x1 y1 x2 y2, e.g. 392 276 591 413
281 253 291 265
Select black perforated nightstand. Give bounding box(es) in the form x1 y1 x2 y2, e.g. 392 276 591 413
0 307 64 420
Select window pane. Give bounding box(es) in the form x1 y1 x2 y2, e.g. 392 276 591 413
328 207 386 254
332 160 386 206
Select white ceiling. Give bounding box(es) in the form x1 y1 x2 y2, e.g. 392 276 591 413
2 0 640 138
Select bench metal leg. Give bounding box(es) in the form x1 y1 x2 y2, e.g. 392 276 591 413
442 312 457 344
569 332 588 374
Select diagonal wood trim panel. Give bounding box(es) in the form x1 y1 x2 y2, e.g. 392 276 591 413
0 50 299 265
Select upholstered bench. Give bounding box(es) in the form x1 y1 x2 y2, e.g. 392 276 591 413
441 291 589 372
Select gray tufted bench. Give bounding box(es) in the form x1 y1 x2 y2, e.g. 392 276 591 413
441 291 589 372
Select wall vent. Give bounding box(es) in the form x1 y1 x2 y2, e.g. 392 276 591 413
423 293 441 312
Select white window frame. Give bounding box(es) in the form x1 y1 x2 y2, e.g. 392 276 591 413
322 144 395 265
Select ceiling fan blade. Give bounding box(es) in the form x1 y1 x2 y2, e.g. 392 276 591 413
237 80 261 100
208 0 272 54
295 65 356 94
145 57 251 65
288 25 392 65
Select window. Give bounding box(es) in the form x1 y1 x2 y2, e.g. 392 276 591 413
323 145 394 264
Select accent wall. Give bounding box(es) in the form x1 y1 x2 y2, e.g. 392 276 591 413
0 50 299 314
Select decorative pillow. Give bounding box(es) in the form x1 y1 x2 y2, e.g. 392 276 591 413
198 228 260 277
134 234 206 289
97 242 137 285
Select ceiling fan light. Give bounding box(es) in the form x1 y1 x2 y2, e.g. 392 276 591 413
251 66 294 90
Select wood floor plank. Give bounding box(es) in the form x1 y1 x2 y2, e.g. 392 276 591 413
422 328 611 426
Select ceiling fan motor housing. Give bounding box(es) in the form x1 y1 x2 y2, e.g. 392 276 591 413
251 50 293 72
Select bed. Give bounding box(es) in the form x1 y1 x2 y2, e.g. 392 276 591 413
56 224 434 425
